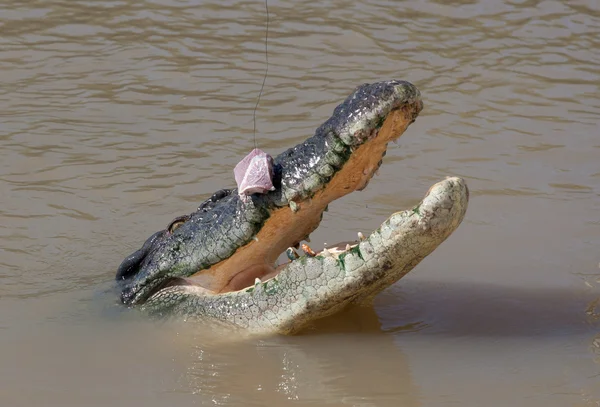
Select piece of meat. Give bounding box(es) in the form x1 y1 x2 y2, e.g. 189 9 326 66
234 148 275 197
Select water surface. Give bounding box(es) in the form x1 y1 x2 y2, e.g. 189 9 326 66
1 0 599 405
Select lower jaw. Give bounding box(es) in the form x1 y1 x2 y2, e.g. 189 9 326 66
142 176 469 334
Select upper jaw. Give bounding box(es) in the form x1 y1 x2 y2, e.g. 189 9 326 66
273 80 422 204
116 80 423 306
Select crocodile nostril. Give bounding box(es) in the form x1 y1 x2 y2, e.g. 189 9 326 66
116 251 145 281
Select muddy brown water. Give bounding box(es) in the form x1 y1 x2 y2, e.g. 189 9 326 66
1 0 599 405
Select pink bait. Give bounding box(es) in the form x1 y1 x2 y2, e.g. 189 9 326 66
234 148 275 197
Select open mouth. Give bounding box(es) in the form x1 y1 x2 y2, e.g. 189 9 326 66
165 105 420 297
115 80 470 334
116 80 434 311
132 173 468 334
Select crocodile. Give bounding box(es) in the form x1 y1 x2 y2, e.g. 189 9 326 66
116 80 469 334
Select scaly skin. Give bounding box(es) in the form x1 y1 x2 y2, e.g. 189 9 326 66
143 177 468 334
116 80 470 334
117 80 422 306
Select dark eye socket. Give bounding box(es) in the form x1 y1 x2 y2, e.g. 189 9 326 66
168 215 189 233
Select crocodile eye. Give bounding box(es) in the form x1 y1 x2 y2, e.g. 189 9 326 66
168 215 189 234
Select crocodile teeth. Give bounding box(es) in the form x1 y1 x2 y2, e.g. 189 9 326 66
289 200 299 213
301 243 316 257
252 236 259 242
358 232 365 241
286 247 299 260
321 248 332 257
346 244 351 251
254 277 262 285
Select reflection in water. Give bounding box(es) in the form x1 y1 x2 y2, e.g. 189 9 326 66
181 307 420 407
0 0 599 405
376 280 598 337
175 279 600 405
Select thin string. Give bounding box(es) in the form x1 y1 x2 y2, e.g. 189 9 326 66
252 0 269 149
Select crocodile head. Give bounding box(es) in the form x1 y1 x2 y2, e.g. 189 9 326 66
116 80 469 334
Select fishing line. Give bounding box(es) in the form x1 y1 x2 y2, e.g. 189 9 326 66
252 0 269 149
